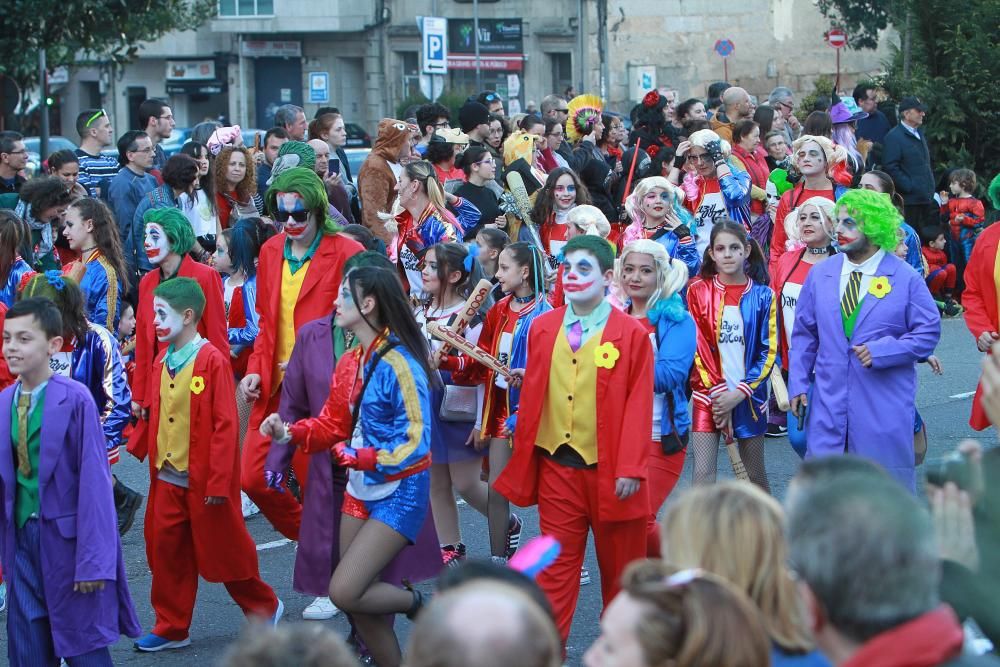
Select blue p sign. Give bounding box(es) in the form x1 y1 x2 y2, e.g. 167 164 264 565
428 35 443 60
423 17 448 74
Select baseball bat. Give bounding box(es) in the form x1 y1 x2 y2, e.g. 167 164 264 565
770 370 790 412
433 279 492 364
721 420 751 482
427 322 512 380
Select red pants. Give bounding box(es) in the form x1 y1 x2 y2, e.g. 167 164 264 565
241 390 310 540
646 445 686 557
927 264 957 294
536 457 647 642
150 482 277 640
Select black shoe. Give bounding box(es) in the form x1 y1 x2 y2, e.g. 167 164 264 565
115 481 143 536
404 580 430 621
765 424 788 439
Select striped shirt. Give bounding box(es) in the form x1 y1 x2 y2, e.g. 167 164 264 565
75 149 120 200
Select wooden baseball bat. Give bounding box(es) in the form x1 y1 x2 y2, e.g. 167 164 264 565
433 279 492 364
722 420 751 482
770 370 790 412
427 322 512 379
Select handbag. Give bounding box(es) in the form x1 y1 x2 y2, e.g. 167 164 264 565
440 385 478 422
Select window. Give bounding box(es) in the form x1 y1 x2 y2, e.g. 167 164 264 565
400 52 420 99
550 53 572 98
218 0 273 17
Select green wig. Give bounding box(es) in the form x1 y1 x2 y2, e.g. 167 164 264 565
344 250 394 274
834 189 901 251
265 167 342 235
564 234 615 273
143 207 196 255
988 172 1000 211
154 277 206 321
277 141 316 170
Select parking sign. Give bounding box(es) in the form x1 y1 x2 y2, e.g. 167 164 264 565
422 17 448 75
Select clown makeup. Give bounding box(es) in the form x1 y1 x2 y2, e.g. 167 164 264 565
795 141 827 178
275 192 314 241
797 204 832 247
214 233 233 275
152 296 186 343
562 249 609 307
834 210 868 255
640 188 671 223
553 174 577 210
894 228 909 259
621 252 658 305
709 231 749 279
144 223 170 265
333 279 367 333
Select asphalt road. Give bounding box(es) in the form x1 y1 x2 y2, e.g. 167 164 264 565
0 317 990 665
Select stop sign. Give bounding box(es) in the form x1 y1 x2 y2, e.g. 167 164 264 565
827 28 847 49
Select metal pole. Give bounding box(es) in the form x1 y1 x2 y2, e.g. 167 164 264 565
239 35 248 125
473 0 481 91
836 48 840 84
724 57 728 82
577 0 585 94
39 47 49 161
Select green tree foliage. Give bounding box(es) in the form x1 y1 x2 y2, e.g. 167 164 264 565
0 0 214 94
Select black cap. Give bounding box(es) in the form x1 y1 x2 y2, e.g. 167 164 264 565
898 96 927 113
459 101 491 133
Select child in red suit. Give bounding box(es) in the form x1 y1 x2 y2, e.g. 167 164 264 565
939 168 985 264
921 226 961 316
132 278 280 652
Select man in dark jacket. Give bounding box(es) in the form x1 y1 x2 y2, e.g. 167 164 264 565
882 96 936 233
786 469 1000 667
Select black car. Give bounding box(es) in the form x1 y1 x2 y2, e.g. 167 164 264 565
345 123 372 148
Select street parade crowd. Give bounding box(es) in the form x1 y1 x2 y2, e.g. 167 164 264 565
0 81 999 667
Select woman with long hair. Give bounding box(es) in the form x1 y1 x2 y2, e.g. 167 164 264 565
0 210 33 307
660 482 830 666
179 140 219 258
46 149 88 200
614 240 694 555
391 159 479 298
61 197 130 332
620 175 701 277
687 220 776 491
214 146 265 229
260 265 435 667
530 167 591 259
486 114 508 156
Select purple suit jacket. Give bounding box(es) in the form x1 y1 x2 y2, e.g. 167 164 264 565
0 375 141 656
789 252 940 491
266 315 441 595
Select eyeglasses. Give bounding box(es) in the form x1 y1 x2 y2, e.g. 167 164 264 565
85 109 108 128
475 158 495 167
159 114 174 121
275 209 309 223
685 153 710 163
433 121 451 129
4 149 26 156
556 108 569 114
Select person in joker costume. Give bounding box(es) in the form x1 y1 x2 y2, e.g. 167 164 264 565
495 234 653 643
135 278 281 652
239 167 361 540
789 189 940 492
129 208 228 449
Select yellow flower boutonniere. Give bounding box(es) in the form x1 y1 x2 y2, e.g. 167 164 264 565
594 342 620 369
190 376 206 395
868 276 892 299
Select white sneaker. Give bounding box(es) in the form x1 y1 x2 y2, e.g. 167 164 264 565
241 492 260 518
302 596 340 620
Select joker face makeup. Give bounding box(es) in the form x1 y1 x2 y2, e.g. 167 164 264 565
834 209 869 255
144 223 170 265
152 296 185 343
275 192 314 240
561 249 609 305
795 141 827 178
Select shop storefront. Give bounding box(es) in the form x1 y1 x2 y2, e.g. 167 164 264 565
447 18 525 113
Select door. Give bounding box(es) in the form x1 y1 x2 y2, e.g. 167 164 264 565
254 57 303 128
335 58 365 123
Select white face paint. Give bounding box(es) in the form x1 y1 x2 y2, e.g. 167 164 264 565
561 249 609 306
144 223 170 265
152 296 185 343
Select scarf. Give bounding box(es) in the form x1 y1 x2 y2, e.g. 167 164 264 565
840 606 964 667
14 199 53 262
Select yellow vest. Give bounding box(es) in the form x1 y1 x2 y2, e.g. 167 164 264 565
273 259 308 390
536 327 601 465
156 362 195 472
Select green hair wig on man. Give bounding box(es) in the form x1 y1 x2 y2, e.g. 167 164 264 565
265 167 342 236
277 141 316 170
563 233 616 273
143 207 196 255
833 189 901 251
154 277 206 321
988 172 1000 211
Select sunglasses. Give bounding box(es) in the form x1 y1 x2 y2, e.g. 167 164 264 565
85 109 108 128
275 209 309 223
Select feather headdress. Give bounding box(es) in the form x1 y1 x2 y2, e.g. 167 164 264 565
566 94 604 143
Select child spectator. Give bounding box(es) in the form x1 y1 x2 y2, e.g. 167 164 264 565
939 168 985 264
921 226 962 317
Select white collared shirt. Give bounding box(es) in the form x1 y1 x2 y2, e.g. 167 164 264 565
901 121 922 140
839 249 886 300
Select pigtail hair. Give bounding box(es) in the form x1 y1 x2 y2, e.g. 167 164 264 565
745 238 769 285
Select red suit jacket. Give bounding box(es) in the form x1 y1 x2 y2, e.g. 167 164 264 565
142 343 260 582
133 256 228 408
245 232 362 425
494 306 653 522
962 223 1000 430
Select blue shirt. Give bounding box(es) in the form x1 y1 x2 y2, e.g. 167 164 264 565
562 299 612 346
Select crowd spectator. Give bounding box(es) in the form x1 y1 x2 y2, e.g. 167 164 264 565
882 96 937 233
256 127 289 195
768 86 801 145
415 102 452 154
853 83 891 146
108 130 158 279
274 103 308 141
138 98 175 174
0 131 27 195
46 149 88 200
74 109 119 199
710 87 753 143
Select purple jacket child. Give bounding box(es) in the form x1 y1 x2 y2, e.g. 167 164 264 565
0 375 141 660
265 315 441 597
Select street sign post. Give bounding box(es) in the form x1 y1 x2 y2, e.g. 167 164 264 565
826 28 847 80
714 39 735 81
422 17 448 75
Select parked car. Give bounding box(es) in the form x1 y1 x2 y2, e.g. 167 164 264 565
342 148 371 179
345 123 372 148
23 136 78 175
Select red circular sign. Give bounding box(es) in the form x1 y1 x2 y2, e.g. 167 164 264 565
827 28 847 49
